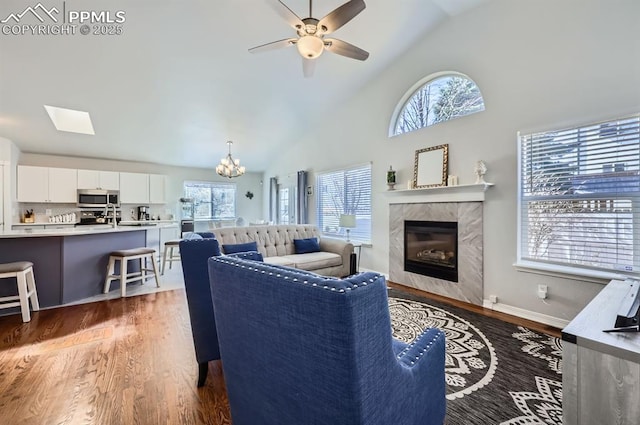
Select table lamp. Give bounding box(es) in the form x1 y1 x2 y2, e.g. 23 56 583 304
339 214 356 242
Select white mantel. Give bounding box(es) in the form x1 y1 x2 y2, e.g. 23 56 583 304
384 183 494 203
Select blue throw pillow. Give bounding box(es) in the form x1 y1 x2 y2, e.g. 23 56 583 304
222 241 258 254
293 237 320 254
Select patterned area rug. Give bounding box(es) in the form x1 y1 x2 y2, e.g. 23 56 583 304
388 289 563 425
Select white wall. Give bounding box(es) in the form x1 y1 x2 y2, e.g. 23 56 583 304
18 153 265 223
0 137 21 229
262 0 640 324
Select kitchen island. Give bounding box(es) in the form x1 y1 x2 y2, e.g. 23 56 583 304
0 224 175 315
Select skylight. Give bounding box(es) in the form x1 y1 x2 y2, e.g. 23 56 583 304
44 105 95 135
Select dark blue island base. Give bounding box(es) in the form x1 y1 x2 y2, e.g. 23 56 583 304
0 229 147 316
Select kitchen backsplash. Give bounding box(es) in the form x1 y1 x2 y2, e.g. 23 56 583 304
16 203 176 223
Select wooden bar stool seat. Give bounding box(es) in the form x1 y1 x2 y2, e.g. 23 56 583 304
161 240 181 275
104 248 160 297
0 261 40 322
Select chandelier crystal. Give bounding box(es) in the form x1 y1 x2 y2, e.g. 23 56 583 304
216 141 246 178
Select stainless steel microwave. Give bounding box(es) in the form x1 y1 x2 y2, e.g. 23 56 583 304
77 189 120 208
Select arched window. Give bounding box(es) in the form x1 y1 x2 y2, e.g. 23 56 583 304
390 72 485 137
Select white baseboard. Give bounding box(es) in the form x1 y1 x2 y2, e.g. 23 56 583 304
368 270 569 330
482 299 569 329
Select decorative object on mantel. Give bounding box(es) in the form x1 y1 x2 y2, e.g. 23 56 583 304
407 180 413 190
386 166 397 190
413 144 448 189
447 175 459 186
339 214 356 242
216 141 246 178
474 160 487 184
245 191 254 200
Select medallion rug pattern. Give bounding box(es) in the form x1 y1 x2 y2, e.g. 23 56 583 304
388 289 563 425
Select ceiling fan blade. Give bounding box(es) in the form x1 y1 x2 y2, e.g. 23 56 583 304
302 58 316 78
248 38 296 54
317 0 366 35
324 38 369 61
268 0 304 29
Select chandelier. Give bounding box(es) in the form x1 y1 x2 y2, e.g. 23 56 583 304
216 141 246 178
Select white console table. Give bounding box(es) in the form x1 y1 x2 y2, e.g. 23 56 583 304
562 279 640 425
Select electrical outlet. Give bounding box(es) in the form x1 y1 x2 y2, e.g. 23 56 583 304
537 284 548 299
45 209 52 216
489 295 498 303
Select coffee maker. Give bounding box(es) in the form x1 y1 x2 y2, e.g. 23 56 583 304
137 206 149 221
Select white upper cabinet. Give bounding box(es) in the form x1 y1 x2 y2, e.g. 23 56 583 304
149 174 166 204
17 166 77 203
119 172 149 204
48 168 78 202
17 166 48 202
77 170 120 190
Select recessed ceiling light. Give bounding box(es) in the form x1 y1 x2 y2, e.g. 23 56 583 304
44 105 95 135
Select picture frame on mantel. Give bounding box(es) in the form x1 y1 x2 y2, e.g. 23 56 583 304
413 144 448 188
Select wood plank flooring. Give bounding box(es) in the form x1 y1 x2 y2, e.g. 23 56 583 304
0 284 561 424
0 290 231 425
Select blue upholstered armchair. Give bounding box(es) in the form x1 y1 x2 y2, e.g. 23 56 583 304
179 236 222 387
208 256 446 425
179 239 264 387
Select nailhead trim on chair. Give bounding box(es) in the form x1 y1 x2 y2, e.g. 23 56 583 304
397 332 444 360
213 257 383 294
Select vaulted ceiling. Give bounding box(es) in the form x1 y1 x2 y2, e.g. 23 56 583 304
0 0 487 171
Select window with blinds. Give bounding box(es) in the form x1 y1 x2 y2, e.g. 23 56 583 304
518 115 640 276
316 164 372 243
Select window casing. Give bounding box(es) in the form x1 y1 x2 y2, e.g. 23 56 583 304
316 164 372 243
390 72 485 137
184 181 236 219
518 115 640 277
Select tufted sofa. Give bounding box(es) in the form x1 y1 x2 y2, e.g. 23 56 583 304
208 255 447 425
210 224 353 277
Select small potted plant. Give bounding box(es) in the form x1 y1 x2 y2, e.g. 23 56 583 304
386 166 396 190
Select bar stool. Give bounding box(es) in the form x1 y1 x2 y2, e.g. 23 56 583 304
0 261 40 322
161 240 181 275
161 220 195 275
104 248 160 297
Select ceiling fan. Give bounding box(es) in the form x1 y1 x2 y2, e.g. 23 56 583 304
249 0 369 77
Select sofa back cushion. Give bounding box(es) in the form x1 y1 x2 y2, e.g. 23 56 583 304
211 225 321 257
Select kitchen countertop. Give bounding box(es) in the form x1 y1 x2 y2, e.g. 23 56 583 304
0 223 177 239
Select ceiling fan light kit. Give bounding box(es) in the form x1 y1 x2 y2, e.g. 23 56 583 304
297 35 324 58
249 0 368 76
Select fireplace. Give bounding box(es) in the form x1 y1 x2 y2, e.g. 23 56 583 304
404 220 458 282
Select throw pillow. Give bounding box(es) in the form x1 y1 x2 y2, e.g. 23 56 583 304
293 237 320 254
183 232 203 240
222 241 258 254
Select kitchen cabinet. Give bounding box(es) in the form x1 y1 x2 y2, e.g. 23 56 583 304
77 170 119 190
17 166 77 203
119 172 149 204
149 174 166 204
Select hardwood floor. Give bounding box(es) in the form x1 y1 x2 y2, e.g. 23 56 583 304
0 283 561 424
0 290 231 425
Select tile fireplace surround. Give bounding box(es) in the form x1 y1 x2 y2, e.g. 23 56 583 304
389 202 483 305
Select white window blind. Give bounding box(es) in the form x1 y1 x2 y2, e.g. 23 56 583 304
316 164 372 243
518 115 640 276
